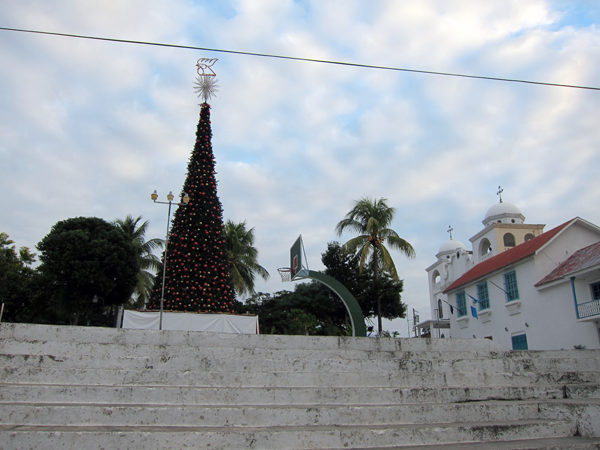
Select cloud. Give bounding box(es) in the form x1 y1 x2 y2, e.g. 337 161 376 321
1 0 600 334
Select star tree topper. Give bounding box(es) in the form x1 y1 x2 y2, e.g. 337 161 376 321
194 58 219 102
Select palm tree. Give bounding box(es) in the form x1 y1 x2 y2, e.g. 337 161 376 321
113 215 164 308
335 197 415 335
223 220 270 299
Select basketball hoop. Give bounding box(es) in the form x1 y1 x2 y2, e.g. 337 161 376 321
277 267 292 282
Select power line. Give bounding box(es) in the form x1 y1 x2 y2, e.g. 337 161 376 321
1 26 599 92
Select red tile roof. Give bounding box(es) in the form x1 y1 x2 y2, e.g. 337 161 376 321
443 219 574 294
536 240 600 286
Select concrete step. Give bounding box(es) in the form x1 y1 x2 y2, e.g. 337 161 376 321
392 436 600 449
3 353 599 390
0 352 514 374
505 358 600 373
0 323 509 354
1 324 599 449
0 419 577 449
0 383 569 406
0 399 550 428
3 364 564 388
567 384 600 399
0 340 506 362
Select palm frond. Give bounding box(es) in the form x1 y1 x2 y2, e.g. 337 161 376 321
385 234 416 259
379 245 399 281
223 219 270 298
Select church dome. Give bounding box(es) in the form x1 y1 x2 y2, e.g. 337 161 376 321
438 239 467 255
483 201 525 226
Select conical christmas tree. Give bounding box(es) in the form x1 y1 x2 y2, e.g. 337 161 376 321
148 99 235 313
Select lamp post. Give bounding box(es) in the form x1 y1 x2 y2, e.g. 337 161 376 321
151 190 190 330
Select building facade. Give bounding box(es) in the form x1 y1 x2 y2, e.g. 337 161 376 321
424 201 600 350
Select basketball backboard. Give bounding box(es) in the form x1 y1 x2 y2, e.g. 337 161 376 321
290 235 308 280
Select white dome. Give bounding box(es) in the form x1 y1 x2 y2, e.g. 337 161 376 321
438 239 467 255
485 202 522 219
483 201 525 225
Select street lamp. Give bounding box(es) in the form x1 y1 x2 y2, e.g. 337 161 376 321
152 190 190 330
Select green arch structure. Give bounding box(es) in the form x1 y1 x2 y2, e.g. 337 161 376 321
305 270 367 337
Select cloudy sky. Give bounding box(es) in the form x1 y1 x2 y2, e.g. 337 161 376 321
1 0 600 335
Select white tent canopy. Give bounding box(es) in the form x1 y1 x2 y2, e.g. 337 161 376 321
122 310 259 334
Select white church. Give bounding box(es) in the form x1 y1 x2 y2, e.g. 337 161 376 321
422 196 600 350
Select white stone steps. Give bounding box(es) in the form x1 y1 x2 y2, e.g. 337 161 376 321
381 436 600 449
1 365 552 388
2 353 599 388
0 324 508 353
0 419 577 449
0 352 514 375
566 383 600 399
0 340 505 362
1 324 598 449
504 358 600 372
0 400 547 428
0 383 568 406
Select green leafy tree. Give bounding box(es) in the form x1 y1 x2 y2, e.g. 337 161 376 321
335 197 415 335
241 241 407 336
0 233 39 322
223 220 269 300
148 102 235 314
244 285 349 336
37 217 140 325
321 241 407 323
288 308 319 335
113 215 164 309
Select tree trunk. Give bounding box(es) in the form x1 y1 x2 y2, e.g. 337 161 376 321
374 247 382 337
71 310 81 326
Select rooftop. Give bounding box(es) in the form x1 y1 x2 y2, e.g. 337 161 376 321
443 218 573 293
536 240 600 286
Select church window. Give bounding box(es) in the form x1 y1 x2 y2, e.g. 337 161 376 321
456 291 467 317
438 299 443 319
433 270 441 284
477 282 490 310
503 233 516 248
524 233 535 242
504 271 519 302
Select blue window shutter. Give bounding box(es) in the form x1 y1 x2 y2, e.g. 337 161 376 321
511 334 528 350
504 271 520 302
477 282 490 310
456 292 466 317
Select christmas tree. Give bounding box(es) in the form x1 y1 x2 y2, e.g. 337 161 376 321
148 72 235 314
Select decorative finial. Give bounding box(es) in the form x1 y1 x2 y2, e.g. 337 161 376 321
447 225 453 240
193 58 219 102
497 186 504 203
194 76 220 102
196 58 218 77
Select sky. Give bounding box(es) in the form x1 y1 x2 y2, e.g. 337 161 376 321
1 0 600 336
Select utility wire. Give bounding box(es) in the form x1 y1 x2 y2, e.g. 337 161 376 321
2 26 600 91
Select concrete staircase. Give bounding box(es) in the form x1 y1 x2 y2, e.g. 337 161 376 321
1 323 599 449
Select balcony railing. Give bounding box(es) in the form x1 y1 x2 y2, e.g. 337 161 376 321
577 298 600 319
481 252 492 262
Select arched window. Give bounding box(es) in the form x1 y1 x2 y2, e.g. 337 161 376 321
504 233 516 248
432 270 441 284
524 233 535 242
480 238 492 256
438 299 443 319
